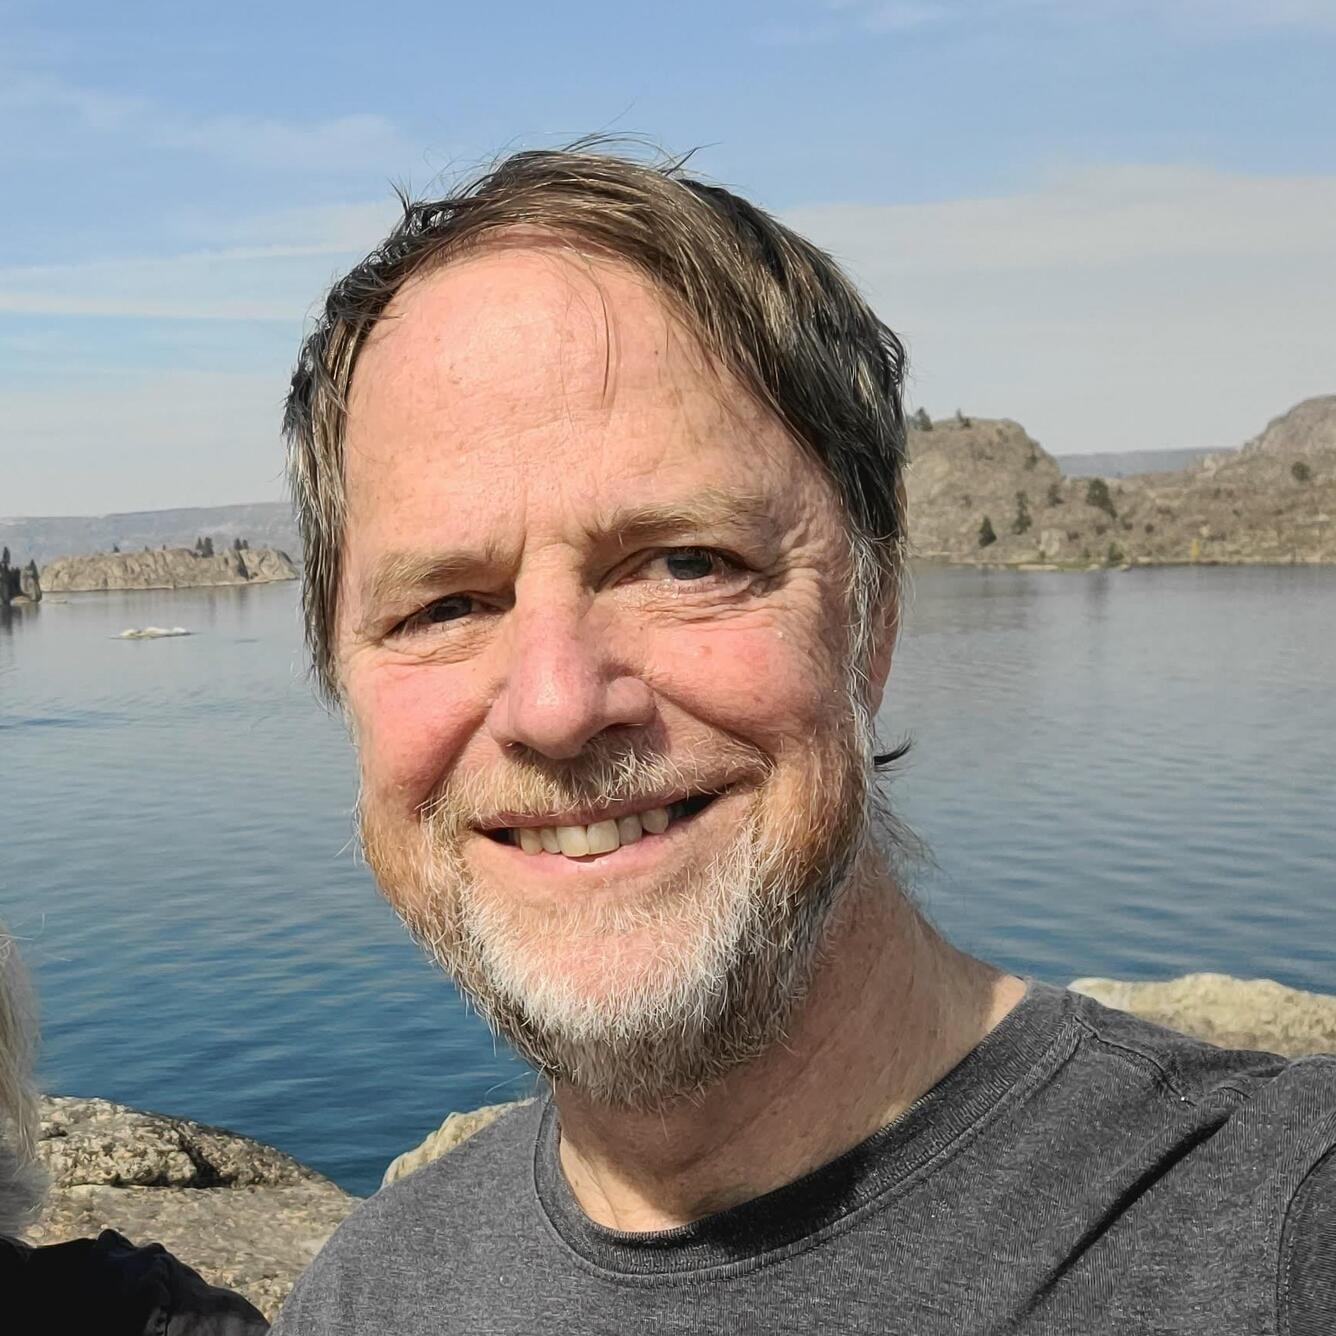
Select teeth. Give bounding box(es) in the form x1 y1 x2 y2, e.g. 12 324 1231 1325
508 805 674 859
586 820 620 855
641 806 670 835
556 825 590 857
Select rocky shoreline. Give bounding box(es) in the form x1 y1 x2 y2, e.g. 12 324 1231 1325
27 974 1336 1318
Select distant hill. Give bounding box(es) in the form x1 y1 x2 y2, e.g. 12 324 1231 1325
906 395 1335 567
0 502 298 567
1056 447 1235 478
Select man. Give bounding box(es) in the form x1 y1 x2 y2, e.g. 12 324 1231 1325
273 148 1334 1333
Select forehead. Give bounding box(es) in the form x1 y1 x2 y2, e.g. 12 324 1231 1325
340 243 828 552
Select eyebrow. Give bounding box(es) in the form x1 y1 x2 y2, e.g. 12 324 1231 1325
357 485 784 617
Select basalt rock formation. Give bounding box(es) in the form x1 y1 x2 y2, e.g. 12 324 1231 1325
906 395 1336 567
40 545 296 593
28 1096 355 1318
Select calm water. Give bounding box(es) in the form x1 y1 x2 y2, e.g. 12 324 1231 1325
1 567 1332 1195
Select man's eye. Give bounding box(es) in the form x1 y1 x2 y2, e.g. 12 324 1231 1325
398 595 474 633
658 548 722 581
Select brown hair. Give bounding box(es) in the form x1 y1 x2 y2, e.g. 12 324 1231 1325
285 144 909 702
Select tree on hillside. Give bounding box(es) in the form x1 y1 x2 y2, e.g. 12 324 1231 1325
956 409 972 428
1292 460 1312 483
978 515 997 548
1012 491 1032 535
1046 481 1063 506
1085 477 1117 519
911 407 932 431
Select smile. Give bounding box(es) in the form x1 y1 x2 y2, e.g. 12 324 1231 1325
480 793 722 859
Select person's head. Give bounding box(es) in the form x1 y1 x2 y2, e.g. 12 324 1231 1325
286 145 911 1109
0 925 45 1236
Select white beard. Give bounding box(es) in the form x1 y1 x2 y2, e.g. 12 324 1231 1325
363 723 873 1111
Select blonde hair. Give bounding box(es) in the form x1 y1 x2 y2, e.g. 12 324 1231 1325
0 926 46 1236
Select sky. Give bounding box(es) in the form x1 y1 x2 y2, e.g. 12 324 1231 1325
2 0 1334 515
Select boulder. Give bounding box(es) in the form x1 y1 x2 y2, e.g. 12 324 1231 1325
29 1097 355 1319
1069 973 1336 1057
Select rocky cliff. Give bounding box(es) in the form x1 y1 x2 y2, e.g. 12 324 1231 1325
41 546 297 593
906 395 1336 567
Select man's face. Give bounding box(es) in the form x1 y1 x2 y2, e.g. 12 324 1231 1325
338 243 882 1105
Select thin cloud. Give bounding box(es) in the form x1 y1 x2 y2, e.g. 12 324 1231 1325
0 72 415 174
0 226 391 321
815 0 1336 33
784 163 1336 454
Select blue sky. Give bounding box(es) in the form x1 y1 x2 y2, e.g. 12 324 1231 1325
3 0 1335 514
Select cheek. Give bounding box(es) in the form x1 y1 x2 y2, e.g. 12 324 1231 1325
348 662 481 811
650 623 840 748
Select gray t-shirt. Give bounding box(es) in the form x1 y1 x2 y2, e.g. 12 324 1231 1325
273 983 1336 1333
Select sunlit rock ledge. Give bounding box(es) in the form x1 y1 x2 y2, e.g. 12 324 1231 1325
27 1096 354 1319
25 976 1335 1316
1068 972 1336 1057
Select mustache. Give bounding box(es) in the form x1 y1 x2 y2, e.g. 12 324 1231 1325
419 733 774 832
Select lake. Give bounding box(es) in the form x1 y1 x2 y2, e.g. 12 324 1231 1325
1 565 1332 1196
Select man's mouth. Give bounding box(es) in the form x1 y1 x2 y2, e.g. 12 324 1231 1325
480 792 722 859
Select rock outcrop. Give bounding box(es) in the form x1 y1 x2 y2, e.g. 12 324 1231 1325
28 1097 355 1319
1069 973 1336 1057
906 395 1336 567
41 546 297 593
0 548 40 607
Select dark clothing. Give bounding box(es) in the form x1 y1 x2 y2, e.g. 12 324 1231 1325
273 982 1336 1334
2 1228 269 1335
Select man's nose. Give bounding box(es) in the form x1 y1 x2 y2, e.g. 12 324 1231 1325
484 599 655 759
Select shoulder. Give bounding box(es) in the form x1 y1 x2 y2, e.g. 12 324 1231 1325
1063 985 1336 1107
1281 1139 1336 1333
1050 987 1336 1196
273 1099 541 1333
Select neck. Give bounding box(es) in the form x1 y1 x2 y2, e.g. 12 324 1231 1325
554 863 1025 1231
